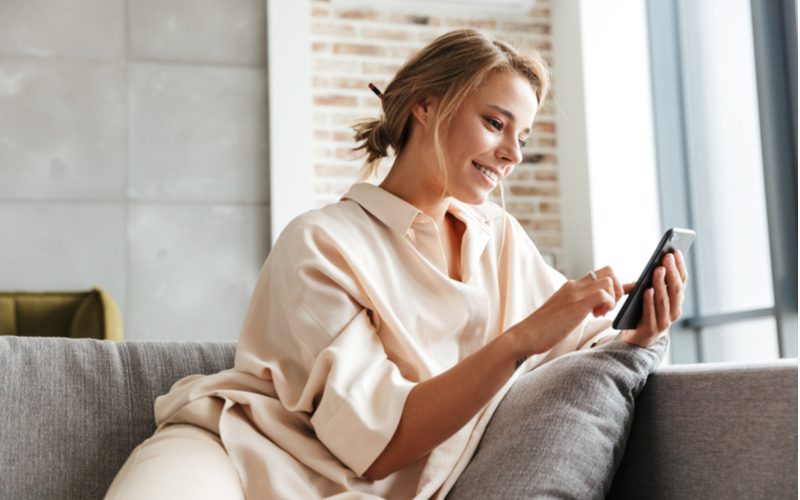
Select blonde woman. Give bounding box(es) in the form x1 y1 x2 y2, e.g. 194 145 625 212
106 28 688 499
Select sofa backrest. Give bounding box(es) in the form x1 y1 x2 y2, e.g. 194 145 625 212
1 337 797 500
0 336 235 500
609 359 798 499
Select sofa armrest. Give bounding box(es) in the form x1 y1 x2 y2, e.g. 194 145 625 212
609 359 798 499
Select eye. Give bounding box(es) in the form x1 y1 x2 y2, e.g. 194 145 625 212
485 115 528 148
484 116 503 130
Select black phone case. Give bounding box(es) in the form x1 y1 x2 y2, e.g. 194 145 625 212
612 228 696 330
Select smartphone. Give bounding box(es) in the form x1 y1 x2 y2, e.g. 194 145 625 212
612 228 696 330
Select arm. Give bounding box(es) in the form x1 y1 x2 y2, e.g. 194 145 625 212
365 246 691 480
364 271 624 480
364 327 525 481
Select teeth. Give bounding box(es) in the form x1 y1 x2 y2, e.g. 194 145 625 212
472 161 498 182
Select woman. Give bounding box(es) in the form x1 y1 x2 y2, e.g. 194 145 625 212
106 28 688 499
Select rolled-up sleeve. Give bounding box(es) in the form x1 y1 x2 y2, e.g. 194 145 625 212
254 220 416 477
309 309 415 476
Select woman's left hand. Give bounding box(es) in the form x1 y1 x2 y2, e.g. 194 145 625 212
620 250 689 348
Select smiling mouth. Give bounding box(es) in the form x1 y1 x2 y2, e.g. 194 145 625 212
472 161 499 183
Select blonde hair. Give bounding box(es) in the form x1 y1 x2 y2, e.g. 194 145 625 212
352 28 550 181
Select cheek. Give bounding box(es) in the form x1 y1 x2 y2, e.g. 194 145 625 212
446 124 491 161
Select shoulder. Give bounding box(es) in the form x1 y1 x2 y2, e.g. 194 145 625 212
270 199 376 261
280 199 368 237
257 199 384 315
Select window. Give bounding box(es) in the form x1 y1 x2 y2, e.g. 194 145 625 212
647 0 797 363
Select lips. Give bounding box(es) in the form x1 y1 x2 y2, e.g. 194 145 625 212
472 161 500 183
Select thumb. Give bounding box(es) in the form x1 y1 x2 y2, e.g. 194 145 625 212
622 282 637 294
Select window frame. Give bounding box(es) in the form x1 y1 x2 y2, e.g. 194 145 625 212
645 0 798 362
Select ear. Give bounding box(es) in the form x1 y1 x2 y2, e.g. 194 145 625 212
410 95 438 129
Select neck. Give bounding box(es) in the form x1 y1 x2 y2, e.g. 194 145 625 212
379 149 451 222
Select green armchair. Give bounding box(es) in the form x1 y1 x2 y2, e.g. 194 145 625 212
0 288 123 340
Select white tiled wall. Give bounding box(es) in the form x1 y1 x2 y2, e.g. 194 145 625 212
0 203 127 304
0 61 126 200
128 63 269 203
129 0 266 65
128 204 269 341
0 0 125 58
0 0 270 341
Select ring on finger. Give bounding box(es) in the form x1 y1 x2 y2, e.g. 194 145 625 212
589 271 598 281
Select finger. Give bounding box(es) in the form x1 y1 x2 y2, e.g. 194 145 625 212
665 255 684 321
597 266 625 302
674 249 688 283
600 277 617 307
588 288 615 317
654 266 671 332
582 270 614 301
583 271 599 284
600 288 616 316
640 287 657 334
663 254 680 291
622 281 637 294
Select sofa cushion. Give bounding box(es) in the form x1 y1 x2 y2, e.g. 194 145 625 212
0 336 236 500
447 335 668 499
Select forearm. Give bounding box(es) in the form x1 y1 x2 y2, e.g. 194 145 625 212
363 329 525 480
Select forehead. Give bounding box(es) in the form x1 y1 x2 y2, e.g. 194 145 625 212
467 71 539 126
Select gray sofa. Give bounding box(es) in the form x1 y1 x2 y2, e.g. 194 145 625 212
1 336 796 499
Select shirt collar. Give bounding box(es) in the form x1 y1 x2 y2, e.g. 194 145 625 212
341 182 422 234
341 182 492 235
447 197 492 234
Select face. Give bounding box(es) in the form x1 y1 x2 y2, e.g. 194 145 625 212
438 70 539 204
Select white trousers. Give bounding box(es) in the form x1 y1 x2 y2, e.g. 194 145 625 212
105 424 245 500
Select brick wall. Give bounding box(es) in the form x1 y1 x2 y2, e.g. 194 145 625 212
309 0 563 270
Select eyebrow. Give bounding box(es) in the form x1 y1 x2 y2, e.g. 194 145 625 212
488 104 532 134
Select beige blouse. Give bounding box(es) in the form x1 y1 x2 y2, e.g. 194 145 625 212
154 182 618 499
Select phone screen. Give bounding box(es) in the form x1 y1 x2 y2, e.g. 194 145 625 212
612 228 695 330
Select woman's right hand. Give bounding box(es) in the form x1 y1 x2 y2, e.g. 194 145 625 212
509 266 625 358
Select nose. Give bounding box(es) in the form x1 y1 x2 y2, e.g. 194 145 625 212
496 133 523 169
